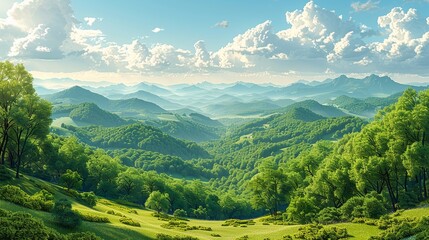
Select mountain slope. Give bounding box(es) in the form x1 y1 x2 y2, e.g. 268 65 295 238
68 103 128 127
117 90 183 110
64 123 210 159
44 86 168 117
275 100 346 118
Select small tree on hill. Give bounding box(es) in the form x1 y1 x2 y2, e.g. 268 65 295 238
60 169 82 191
145 191 170 214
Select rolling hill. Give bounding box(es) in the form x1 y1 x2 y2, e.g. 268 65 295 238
44 86 168 118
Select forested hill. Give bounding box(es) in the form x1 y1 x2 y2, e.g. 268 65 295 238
62 123 210 160
44 86 167 115
204 107 366 193
53 103 129 127
273 99 347 117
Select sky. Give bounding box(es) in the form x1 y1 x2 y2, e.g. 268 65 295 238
0 0 429 86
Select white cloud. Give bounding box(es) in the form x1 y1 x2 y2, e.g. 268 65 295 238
0 0 75 59
152 27 164 33
83 17 101 26
193 40 211 68
0 0 428 80
351 1 379 12
214 20 229 28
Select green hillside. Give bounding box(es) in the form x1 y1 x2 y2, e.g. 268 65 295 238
63 123 210 160
2 172 429 240
275 100 347 117
68 103 128 127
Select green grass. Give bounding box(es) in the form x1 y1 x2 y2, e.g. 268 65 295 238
1 173 427 240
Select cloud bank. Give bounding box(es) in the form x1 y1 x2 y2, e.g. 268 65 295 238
0 0 428 79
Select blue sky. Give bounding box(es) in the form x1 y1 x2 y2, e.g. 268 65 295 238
0 0 429 86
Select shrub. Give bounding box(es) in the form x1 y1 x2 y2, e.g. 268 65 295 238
29 189 54 211
294 224 349 240
75 211 110 223
66 232 101 240
156 234 199 240
173 209 187 218
364 197 387 219
78 192 97 207
0 185 29 206
119 217 141 227
316 207 342 224
52 199 81 229
340 196 364 220
0 185 53 212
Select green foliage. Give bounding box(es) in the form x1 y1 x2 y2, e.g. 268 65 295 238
156 234 199 240
221 219 256 227
161 220 212 231
52 199 81 229
145 191 170 213
69 102 127 127
65 123 210 160
294 224 349 240
119 217 141 227
0 185 53 211
75 211 110 223
315 207 342 224
60 169 82 191
173 209 187 218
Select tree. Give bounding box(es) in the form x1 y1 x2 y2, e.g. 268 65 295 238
60 169 83 191
248 159 290 215
145 191 170 214
0 61 35 165
9 95 51 178
86 150 121 195
52 199 81 229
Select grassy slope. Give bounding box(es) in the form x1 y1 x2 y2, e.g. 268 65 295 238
2 173 428 240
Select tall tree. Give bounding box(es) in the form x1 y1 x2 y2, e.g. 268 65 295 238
9 95 51 178
0 61 35 165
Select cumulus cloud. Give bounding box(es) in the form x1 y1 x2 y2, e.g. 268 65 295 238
214 20 229 28
193 40 211 68
0 0 428 78
351 1 379 12
1 0 75 59
152 27 164 33
83 17 101 26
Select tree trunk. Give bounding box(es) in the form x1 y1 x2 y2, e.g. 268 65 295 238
385 171 397 211
423 168 428 199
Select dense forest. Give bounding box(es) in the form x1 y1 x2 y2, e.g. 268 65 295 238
1 61 429 239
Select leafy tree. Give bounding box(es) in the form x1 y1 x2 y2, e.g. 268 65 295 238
0 61 35 165
60 169 83 191
248 159 290 215
145 190 170 213
52 199 81 229
9 95 52 178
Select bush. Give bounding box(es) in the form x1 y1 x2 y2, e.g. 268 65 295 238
316 207 342 224
0 185 54 211
156 234 199 240
75 211 110 223
0 211 53 240
364 197 387 219
78 192 97 207
52 199 81 229
340 196 364 220
0 185 29 206
221 219 255 227
161 220 212 231
119 217 140 227
66 232 101 240
29 189 54 211
173 209 187 218
0 209 101 240
294 224 349 240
